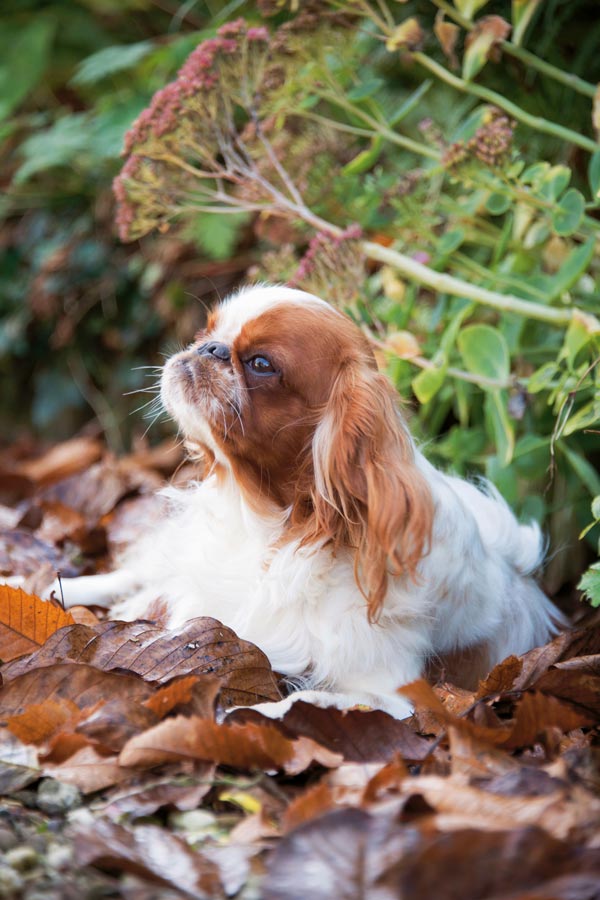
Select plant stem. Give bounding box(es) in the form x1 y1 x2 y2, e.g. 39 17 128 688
411 52 599 154
430 0 597 99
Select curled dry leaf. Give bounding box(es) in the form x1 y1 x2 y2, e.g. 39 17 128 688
120 715 342 775
0 728 40 793
1 617 281 707
0 584 74 663
43 745 138 793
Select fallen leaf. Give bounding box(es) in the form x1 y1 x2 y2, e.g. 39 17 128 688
6 698 82 745
0 529 82 578
92 769 215 819
230 701 433 762
0 585 74 662
72 819 222 895
398 773 600 841
0 728 40 792
0 662 151 718
120 715 342 774
1 617 281 707
16 437 103 486
44 745 138 793
104 493 167 555
283 782 338 833
265 812 600 900
143 674 219 719
40 459 132 524
476 655 523 698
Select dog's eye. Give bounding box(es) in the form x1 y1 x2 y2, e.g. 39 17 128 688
247 355 277 374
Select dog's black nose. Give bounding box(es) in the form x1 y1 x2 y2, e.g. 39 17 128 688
198 341 231 362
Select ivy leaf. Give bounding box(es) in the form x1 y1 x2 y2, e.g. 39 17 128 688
458 324 510 382
71 41 155 86
551 189 585 236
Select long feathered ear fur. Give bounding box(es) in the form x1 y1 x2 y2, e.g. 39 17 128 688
306 363 434 622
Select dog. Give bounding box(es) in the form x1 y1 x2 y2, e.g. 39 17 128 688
46 285 563 718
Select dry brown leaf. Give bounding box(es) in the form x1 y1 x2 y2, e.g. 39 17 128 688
0 728 40 793
0 662 152 718
434 10 459 68
503 691 592 750
104 493 167 556
0 529 82 578
362 755 408 804
74 697 159 753
40 458 132 523
398 774 600 842
6 698 82 745
92 767 215 819
265 810 600 900
283 782 338 833
34 500 88 544
230 700 434 763
143 674 219 719
16 436 103 485
476 655 523 698
120 715 342 774
1 617 281 707
43 745 138 793
0 585 74 662
72 818 223 895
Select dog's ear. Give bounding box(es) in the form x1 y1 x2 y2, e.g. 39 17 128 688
308 364 433 621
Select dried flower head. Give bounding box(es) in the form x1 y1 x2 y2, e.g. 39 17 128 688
291 225 365 307
441 108 514 171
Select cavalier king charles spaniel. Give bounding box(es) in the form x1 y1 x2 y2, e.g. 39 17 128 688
51 285 563 718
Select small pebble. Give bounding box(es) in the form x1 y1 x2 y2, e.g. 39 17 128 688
4 845 38 872
46 842 73 871
37 780 82 815
0 865 24 897
0 826 17 853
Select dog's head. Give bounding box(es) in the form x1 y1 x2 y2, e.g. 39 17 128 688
161 285 432 617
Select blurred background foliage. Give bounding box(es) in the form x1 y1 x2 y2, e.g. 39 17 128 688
1 0 600 597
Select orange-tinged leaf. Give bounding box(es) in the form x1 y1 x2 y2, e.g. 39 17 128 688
120 715 342 774
16 436 103 486
143 675 209 718
6 698 81 745
0 585 74 662
283 782 337 833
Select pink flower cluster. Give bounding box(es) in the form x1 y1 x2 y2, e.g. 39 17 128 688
113 155 143 241
122 19 269 155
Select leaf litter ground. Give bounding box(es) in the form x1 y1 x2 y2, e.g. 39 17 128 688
0 436 599 899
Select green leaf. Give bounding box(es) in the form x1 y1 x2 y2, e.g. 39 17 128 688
71 41 155 86
389 80 432 127
0 20 54 121
546 238 595 298
562 399 600 437
512 0 542 45
184 212 249 261
342 137 383 177
560 444 600 496
527 362 558 394
458 324 510 382
486 390 515 465
462 17 510 82
453 0 490 20
551 188 585 236
486 192 511 215
437 228 465 255
592 496 600 521
578 562 600 607
538 164 571 201
560 312 598 369
412 366 446 404
347 78 384 101
588 151 600 201
14 115 90 183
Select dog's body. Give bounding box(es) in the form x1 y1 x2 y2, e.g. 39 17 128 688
52 286 563 718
